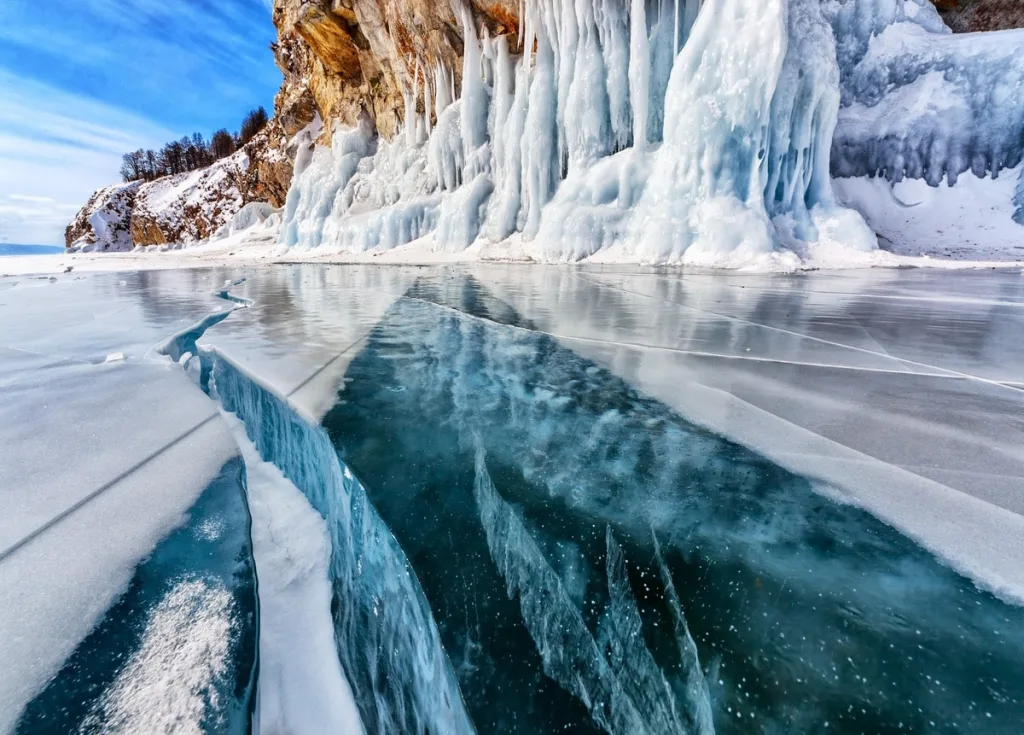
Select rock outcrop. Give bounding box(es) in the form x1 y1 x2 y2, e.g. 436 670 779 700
270 0 521 140
239 119 293 208
66 123 293 250
65 181 141 252
933 0 1024 32
128 153 246 246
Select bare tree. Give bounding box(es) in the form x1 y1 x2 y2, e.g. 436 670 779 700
238 106 269 146
210 129 236 160
120 104 270 183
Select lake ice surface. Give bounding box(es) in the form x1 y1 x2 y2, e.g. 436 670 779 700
2 264 1023 733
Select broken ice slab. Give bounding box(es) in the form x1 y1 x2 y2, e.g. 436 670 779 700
13 458 257 734
478 265 1024 587
179 264 421 420
0 274 258 732
213 353 474 735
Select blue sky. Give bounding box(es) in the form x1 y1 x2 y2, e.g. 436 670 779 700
0 0 282 245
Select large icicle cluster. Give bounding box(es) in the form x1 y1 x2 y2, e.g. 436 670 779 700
280 0 876 265
828 0 1024 187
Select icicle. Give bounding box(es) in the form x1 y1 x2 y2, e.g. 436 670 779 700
434 63 452 121
684 0 700 43
405 57 420 147
629 0 650 149
519 0 525 52
491 35 515 170
522 24 558 237
523 0 536 75
646 0 676 143
555 0 580 172
487 47 530 241
598 0 632 151
564 0 612 171
459 2 489 152
674 0 680 54
422 59 432 138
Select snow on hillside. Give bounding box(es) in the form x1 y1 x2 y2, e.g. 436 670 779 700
129 152 248 246
65 181 141 252
66 150 251 253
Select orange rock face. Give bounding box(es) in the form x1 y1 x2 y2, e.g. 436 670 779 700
271 0 521 139
932 0 1024 32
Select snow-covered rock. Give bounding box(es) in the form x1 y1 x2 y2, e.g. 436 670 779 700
128 152 248 246
65 181 141 252
66 121 293 251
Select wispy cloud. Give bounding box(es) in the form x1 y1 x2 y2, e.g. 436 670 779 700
0 70 176 245
0 0 280 244
7 194 57 204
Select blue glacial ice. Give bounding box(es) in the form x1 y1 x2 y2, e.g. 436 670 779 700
8 265 1024 734
474 446 712 734
15 459 258 735
211 353 474 735
276 0 1024 264
321 273 1024 733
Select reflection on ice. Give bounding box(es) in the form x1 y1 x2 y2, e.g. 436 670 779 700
6 265 1024 734
323 273 1024 733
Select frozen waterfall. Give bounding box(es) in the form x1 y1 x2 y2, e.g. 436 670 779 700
278 0 1024 264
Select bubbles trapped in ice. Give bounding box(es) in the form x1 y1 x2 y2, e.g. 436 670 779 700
299 272 1024 733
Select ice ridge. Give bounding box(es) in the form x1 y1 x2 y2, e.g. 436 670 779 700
474 446 714 734
210 353 474 735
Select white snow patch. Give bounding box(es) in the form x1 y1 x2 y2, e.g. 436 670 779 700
78 579 236 734
835 164 1024 260
227 415 364 735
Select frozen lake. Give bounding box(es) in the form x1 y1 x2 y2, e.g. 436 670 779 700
2 265 1023 733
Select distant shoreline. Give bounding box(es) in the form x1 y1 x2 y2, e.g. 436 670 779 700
0 244 64 257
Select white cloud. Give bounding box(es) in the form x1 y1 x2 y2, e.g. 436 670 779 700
0 70 176 245
0 0 279 245
7 194 57 204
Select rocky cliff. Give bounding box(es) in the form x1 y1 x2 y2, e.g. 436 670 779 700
268 0 1024 144
270 0 521 140
66 120 292 250
67 0 1024 254
933 0 1024 32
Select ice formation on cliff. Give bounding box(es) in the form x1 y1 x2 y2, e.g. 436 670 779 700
279 0 1024 265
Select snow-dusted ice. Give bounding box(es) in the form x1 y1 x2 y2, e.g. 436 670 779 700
0 275 256 732
3 263 1024 733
